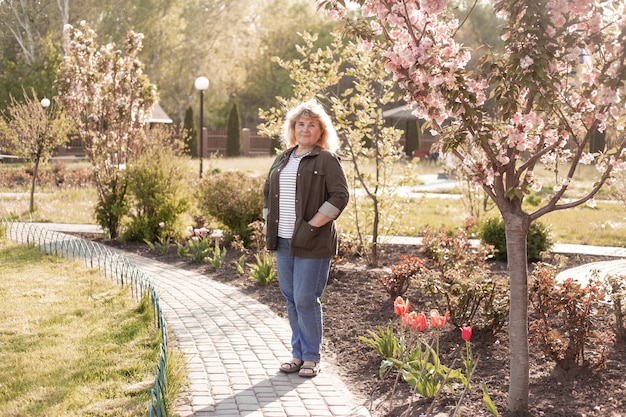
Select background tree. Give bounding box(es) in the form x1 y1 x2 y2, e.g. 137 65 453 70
226 100 242 157
325 0 626 412
259 31 407 265
0 90 71 212
0 0 340 133
0 0 69 107
0 0 56 66
237 0 337 127
183 105 197 157
56 21 156 239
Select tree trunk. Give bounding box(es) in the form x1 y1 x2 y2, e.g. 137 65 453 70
504 211 530 412
29 159 40 213
370 196 379 266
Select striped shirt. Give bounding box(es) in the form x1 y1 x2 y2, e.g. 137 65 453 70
278 153 306 238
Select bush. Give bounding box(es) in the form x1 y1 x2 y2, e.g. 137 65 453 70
122 130 190 242
478 217 552 262
601 274 626 341
0 164 92 190
529 261 615 371
196 171 263 246
416 219 509 333
95 186 129 240
378 256 427 298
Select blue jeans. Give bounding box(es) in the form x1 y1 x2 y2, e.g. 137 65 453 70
276 237 331 362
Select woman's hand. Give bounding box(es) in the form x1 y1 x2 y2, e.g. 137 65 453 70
307 212 332 228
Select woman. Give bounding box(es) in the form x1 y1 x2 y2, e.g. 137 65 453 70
263 100 349 378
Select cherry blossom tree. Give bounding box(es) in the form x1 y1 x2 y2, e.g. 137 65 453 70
323 0 626 412
56 21 156 238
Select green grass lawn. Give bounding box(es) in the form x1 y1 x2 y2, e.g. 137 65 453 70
0 241 160 416
540 201 626 246
0 188 98 224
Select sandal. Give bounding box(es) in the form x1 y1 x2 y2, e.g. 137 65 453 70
279 359 303 374
298 361 320 378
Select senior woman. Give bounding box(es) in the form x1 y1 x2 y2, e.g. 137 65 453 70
263 100 349 378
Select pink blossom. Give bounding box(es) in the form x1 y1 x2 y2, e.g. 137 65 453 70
579 152 594 165
358 40 374 52
520 56 534 69
370 20 383 36
611 157 626 172
531 180 543 192
497 153 510 165
422 0 449 15
326 7 345 20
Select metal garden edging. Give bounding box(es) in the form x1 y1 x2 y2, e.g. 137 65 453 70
1 220 170 417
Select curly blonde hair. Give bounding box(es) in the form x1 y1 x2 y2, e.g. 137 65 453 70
281 100 340 153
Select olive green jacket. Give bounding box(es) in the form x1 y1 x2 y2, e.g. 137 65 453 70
263 146 349 258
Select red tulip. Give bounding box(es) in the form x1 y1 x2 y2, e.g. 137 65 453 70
414 312 428 332
403 311 427 331
429 310 449 327
401 311 413 327
461 326 472 341
394 297 410 316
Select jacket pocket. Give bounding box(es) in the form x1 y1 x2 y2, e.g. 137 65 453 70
291 219 321 250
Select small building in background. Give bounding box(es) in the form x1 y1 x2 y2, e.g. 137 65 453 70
149 102 173 125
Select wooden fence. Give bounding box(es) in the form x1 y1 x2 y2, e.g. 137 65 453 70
203 128 272 156
43 129 273 160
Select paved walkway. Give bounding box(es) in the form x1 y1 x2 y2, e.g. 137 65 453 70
6 223 369 417
6 223 626 417
125 251 369 417
554 258 626 285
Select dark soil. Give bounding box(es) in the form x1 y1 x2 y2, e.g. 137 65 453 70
91 236 626 417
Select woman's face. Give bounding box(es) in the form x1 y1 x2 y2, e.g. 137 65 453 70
294 116 322 150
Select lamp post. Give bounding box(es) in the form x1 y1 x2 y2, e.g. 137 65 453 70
194 76 209 179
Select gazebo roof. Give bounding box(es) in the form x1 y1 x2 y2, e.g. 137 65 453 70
149 102 173 124
382 103 418 120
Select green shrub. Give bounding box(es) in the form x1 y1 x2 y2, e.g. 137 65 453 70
196 171 263 246
525 194 542 206
122 130 190 242
226 101 241 157
95 185 129 240
479 217 552 262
